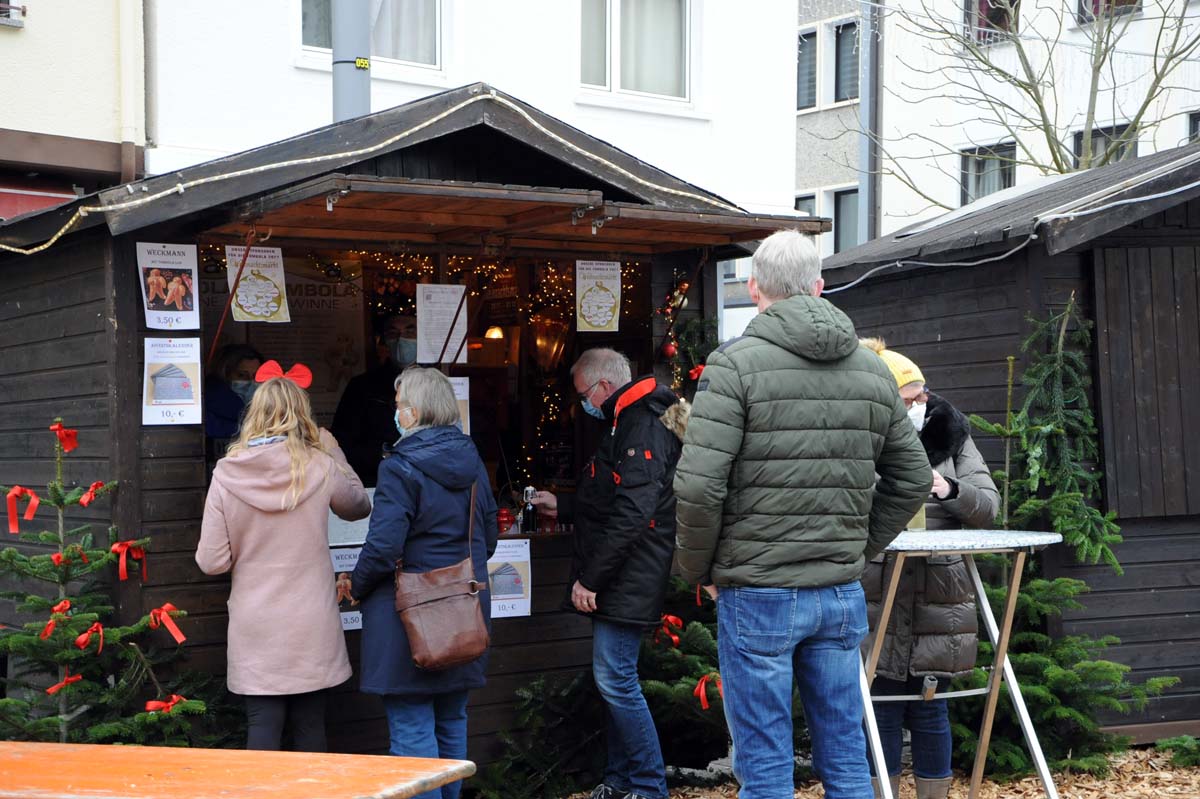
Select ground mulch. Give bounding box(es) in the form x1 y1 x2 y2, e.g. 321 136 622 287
662 748 1194 798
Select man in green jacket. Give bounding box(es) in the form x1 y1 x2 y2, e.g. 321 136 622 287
674 230 931 799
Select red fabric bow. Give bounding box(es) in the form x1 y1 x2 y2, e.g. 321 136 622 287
111 541 147 581
52 546 90 568
46 669 82 695
75 622 104 654
255 360 313 389
49 422 79 453
149 603 187 644
694 673 724 711
655 614 684 648
39 600 72 640
79 481 106 507
689 364 705 381
7 486 40 534
145 694 186 713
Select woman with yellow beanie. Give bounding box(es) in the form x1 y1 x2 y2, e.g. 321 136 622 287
859 338 1000 799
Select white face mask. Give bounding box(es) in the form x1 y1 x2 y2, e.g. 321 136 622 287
908 402 927 432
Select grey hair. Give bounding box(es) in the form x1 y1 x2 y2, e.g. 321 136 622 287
394 366 461 427
570 348 632 388
751 229 822 299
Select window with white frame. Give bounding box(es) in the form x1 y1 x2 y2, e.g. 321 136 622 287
797 31 817 110
1189 112 1200 143
833 189 859 253
1076 0 1139 24
966 0 1019 43
794 194 816 216
302 0 440 68
834 22 859 102
581 0 689 100
0 1 26 26
1073 124 1137 167
961 143 1016 205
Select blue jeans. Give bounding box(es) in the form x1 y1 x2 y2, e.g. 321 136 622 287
382 691 470 799
718 583 873 799
592 618 668 799
870 677 952 778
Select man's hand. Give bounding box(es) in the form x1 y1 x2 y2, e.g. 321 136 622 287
571 580 597 613
531 490 558 518
931 469 952 500
702 584 718 600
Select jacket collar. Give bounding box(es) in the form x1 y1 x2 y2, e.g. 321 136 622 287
601 376 673 435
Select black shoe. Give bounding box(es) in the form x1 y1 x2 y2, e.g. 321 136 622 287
588 785 629 799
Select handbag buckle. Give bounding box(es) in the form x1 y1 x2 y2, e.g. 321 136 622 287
468 580 482 596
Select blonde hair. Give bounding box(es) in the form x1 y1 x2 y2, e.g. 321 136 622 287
860 336 887 354
227 378 328 510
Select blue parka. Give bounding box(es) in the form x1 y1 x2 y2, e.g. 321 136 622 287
350 426 499 696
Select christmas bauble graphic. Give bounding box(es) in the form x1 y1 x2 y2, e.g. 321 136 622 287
235 269 283 318
580 281 617 329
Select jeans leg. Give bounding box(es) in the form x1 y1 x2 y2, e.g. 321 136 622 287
433 691 470 799
591 618 668 799
793 583 873 799
603 701 632 791
868 679 907 777
717 588 803 799
906 693 952 779
382 695 440 799
244 695 287 751
286 690 328 753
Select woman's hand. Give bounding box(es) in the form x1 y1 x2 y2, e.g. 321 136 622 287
931 469 952 500
531 490 558 518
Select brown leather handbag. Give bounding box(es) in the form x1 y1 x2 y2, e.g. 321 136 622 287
393 483 489 670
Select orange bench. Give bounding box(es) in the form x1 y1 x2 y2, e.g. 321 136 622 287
0 741 475 799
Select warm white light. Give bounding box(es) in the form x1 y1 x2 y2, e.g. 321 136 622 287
485 326 505 340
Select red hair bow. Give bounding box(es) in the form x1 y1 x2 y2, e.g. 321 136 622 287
255 360 313 389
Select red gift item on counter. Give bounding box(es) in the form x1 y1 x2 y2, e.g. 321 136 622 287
496 507 516 536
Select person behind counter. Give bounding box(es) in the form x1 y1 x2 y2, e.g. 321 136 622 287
195 364 371 752
332 314 418 487
204 344 264 476
350 366 498 799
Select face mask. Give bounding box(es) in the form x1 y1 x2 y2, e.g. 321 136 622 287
230 380 257 405
581 397 605 420
389 337 418 367
908 402 927 432
394 409 404 435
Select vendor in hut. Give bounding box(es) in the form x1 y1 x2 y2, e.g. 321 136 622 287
332 313 418 487
205 343 264 474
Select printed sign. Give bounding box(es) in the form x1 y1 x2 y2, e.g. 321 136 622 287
224 246 291 323
487 538 531 619
416 284 468 364
328 488 374 548
449 377 470 434
576 260 621 333
142 338 202 426
137 243 199 330
330 547 363 631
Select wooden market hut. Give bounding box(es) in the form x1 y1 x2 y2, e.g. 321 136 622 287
822 140 1200 741
0 83 825 761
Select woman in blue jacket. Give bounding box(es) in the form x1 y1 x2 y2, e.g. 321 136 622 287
350 366 498 799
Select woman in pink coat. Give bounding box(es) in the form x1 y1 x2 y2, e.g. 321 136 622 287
197 370 371 751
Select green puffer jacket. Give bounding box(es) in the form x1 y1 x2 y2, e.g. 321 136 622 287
674 294 933 588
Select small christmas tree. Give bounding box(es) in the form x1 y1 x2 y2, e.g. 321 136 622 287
0 418 204 744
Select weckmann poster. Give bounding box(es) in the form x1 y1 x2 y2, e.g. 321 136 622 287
142 338 202 426
576 260 621 333
416 284 468 364
330 547 363 631
137 243 199 330
487 538 531 619
224 245 291 323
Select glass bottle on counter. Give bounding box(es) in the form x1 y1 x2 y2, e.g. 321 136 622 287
520 486 539 535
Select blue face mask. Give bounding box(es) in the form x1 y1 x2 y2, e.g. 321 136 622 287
581 397 605 420
230 380 257 405
389 337 418 367
394 408 406 435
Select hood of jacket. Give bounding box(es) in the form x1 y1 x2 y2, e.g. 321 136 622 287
920 392 970 466
391 425 482 491
214 442 334 512
744 294 859 363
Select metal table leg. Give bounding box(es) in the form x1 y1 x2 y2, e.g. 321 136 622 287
860 660 894 799
965 553 1059 799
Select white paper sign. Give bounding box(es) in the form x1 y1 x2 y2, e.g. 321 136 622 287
327 488 375 547
449 377 470 435
142 338 202 426
416 284 467 364
487 538 531 619
330 547 363 631
224 246 291 323
576 260 621 333
136 243 199 330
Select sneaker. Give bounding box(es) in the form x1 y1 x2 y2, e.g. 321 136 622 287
587 785 629 799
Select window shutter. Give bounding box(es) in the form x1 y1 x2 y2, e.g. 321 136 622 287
797 32 816 109
835 23 859 102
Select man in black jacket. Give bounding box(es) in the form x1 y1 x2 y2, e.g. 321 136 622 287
531 348 684 799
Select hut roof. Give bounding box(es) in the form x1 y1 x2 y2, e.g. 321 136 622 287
823 140 1200 280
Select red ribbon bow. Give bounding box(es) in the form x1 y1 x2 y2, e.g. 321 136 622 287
75 622 104 654
49 422 79 453
46 669 83 695
7 486 40 534
255 360 313 389
79 481 106 507
145 694 185 713
149 603 187 644
655 614 684 648
693 673 724 711
689 364 705 381
52 546 90 568
39 599 72 640
111 541 147 581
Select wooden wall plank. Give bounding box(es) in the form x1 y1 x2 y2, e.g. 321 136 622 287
1092 251 1119 513
1104 249 1141 516
1127 247 1166 516
1150 248 1187 516
1175 247 1200 515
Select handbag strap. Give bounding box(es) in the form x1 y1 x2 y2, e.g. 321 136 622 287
464 481 477 567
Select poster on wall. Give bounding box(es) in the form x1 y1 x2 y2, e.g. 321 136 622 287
449 377 470 435
416 284 468 364
576 260 621 333
330 547 363 631
136 243 199 330
487 538 531 619
142 337 202 426
224 246 291 323
328 487 374 547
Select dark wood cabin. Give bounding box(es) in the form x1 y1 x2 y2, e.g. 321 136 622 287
823 141 1200 742
0 83 825 762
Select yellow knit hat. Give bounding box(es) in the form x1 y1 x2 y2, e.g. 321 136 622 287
860 337 925 388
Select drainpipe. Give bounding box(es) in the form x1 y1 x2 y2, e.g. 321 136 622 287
332 0 371 122
856 0 881 243
117 0 145 182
